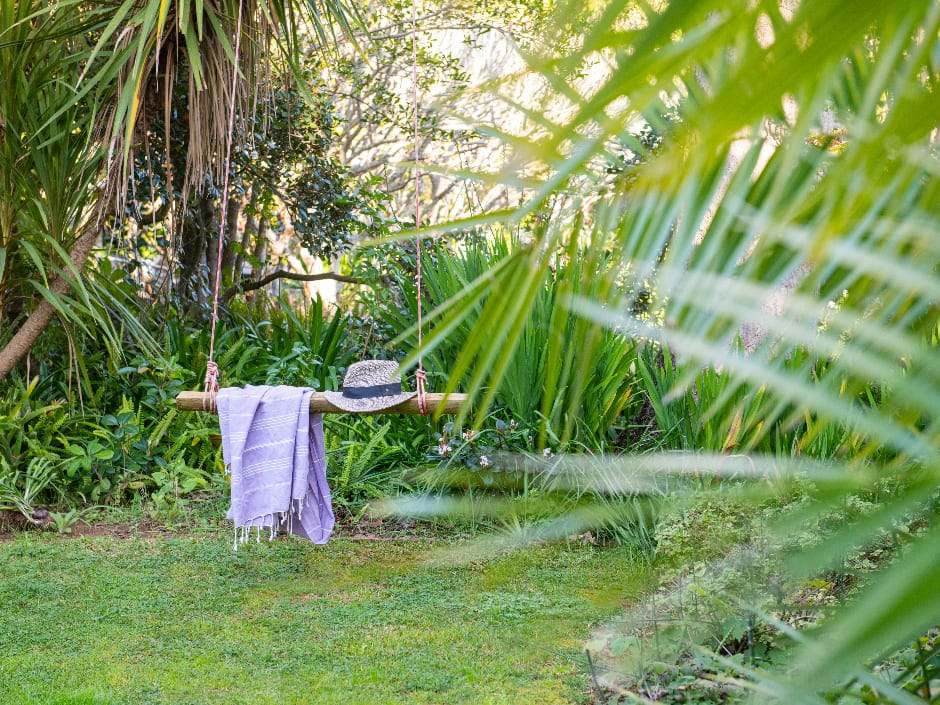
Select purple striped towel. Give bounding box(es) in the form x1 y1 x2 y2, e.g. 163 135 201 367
217 385 334 547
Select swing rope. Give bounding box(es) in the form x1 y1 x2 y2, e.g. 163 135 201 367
412 0 429 416
198 0 433 415
203 0 246 410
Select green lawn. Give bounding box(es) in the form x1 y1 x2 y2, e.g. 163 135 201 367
0 529 651 705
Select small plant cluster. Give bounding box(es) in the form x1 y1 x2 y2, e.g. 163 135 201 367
0 356 221 528
591 485 939 704
433 418 528 470
324 418 410 517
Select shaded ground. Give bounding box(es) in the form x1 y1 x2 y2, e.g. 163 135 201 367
0 516 652 705
0 496 460 543
0 510 177 541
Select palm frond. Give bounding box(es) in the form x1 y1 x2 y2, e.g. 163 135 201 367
402 0 940 699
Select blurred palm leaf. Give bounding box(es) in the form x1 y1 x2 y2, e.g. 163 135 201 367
431 1 939 446
404 0 940 700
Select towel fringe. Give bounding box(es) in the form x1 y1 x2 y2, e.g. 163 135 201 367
231 500 308 551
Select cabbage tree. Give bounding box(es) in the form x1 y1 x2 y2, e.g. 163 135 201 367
0 0 358 378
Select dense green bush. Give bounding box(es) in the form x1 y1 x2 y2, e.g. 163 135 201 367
0 290 357 512
0 240 895 536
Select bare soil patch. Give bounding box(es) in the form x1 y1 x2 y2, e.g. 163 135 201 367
0 508 460 542
0 509 179 541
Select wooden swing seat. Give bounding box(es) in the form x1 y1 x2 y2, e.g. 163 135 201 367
175 391 468 415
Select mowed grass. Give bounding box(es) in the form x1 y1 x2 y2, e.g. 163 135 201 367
0 530 651 705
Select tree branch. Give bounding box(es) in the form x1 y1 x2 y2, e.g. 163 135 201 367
0 226 100 380
221 270 364 304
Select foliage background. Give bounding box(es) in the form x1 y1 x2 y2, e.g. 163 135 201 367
0 1 938 704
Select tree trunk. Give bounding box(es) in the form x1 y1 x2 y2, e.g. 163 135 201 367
219 193 241 286
0 227 99 380
177 194 212 308
232 188 258 282
247 214 269 305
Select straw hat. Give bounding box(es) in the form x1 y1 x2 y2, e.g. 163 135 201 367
323 360 417 412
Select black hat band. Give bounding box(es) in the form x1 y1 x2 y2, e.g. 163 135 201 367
341 382 402 399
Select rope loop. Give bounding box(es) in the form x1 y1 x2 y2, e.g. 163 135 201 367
415 366 428 416
203 360 220 412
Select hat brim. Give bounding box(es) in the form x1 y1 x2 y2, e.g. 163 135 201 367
322 390 418 412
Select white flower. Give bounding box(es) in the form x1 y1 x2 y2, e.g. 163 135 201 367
478 454 490 468
542 448 553 459
437 438 453 457
462 429 477 443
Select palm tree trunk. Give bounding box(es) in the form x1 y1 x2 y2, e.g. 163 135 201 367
0 227 99 380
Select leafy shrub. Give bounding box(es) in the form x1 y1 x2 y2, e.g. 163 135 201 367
0 457 62 521
325 418 411 516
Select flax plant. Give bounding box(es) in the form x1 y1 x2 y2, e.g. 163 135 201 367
0 0 135 376
377 234 639 448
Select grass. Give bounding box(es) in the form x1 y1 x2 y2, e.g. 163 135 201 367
0 523 652 705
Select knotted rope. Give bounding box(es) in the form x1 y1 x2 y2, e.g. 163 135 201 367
202 360 220 412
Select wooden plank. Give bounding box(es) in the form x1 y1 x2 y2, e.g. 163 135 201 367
175 391 469 415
